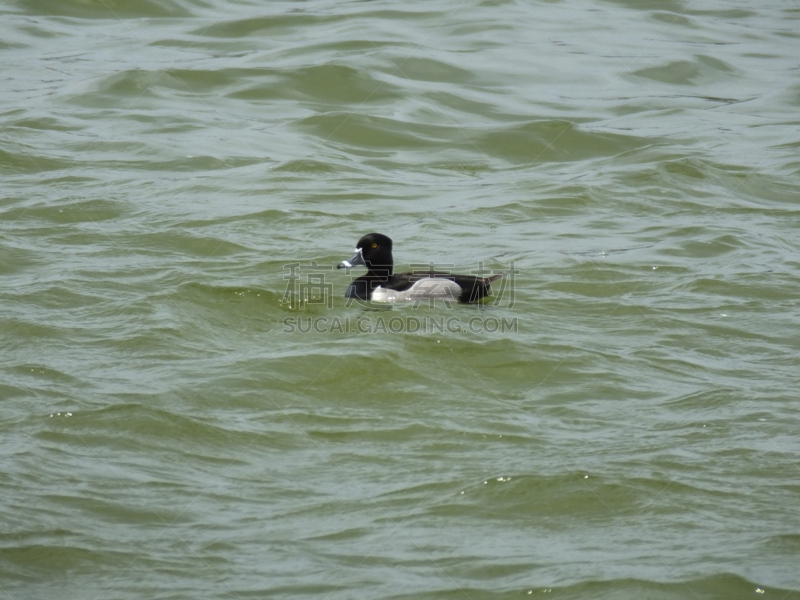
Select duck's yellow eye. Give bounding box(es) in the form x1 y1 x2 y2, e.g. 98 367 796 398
371 243 378 249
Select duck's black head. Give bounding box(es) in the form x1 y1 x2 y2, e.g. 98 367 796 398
337 232 394 277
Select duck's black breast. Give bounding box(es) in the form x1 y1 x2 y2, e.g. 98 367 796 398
344 279 368 301
345 275 385 301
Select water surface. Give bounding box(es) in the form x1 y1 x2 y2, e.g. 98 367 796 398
2 1 800 598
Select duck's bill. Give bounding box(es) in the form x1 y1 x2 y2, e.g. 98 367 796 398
337 248 365 269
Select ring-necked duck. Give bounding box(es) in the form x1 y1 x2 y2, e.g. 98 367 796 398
336 233 502 303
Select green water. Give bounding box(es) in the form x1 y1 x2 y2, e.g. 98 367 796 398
2 1 800 598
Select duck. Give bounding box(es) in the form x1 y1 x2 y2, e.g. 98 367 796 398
336 233 502 303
